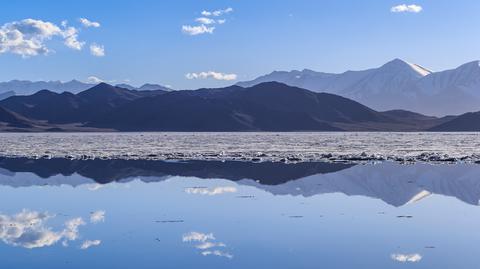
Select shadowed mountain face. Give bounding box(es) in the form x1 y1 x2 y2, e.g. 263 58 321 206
0 107 36 129
429 112 480 131
1 158 480 207
0 83 167 124
89 82 389 131
88 82 446 131
0 91 15 101
0 81 467 131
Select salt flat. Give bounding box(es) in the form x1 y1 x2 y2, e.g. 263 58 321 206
1 132 480 163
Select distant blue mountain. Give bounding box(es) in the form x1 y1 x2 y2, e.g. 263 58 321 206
0 80 173 97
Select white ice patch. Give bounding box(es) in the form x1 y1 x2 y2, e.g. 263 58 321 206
1 133 480 164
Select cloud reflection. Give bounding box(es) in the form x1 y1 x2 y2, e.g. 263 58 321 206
0 210 85 249
201 250 233 259
182 232 215 242
185 186 237 196
90 210 106 223
80 239 101 249
182 231 233 259
391 253 422 262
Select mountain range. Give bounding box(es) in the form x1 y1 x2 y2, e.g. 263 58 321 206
0 81 477 132
0 79 172 99
237 59 480 116
2 59 479 118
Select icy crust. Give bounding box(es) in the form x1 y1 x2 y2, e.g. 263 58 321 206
1 132 480 164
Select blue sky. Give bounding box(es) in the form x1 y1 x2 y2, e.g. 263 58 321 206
0 0 479 89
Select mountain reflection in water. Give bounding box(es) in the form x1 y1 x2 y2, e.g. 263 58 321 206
1 157 480 206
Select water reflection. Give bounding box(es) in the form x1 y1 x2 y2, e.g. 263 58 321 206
0 209 100 249
182 232 233 259
0 158 479 268
80 239 101 250
1 157 480 206
391 253 422 263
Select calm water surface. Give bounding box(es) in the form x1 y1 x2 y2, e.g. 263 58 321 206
0 159 479 268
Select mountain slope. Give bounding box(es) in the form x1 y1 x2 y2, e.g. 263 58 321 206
0 106 35 128
0 83 167 124
88 82 437 131
0 91 15 101
238 59 480 116
429 112 480 131
0 81 460 132
0 80 94 95
0 80 174 96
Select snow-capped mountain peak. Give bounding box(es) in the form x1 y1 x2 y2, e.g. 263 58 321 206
236 59 480 115
379 58 432 78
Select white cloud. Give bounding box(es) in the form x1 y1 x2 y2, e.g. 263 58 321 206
86 76 104 84
182 24 215 35
185 71 237 81
0 210 85 249
391 4 423 13
391 253 423 263
79 18 100 28
183 7 232 35
195 17 216 25
80 239 101 249
196 241 226 250
185 186 237 196
0 19 62 56
90 210 105 223
90 43 105 57
86 76 115 84
62 26 84 50
201 250 233 259
182 232 215 242
0 18 103 57
202 7 233 17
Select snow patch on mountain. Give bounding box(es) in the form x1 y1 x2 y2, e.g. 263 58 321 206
237 59 480 116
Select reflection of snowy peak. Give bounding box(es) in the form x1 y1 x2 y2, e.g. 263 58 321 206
1 159 480 207
238 59 480 116
239 163 480 207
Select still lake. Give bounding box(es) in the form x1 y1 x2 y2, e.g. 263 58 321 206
0 133 479 268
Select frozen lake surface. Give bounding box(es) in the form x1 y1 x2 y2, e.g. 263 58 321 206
1 132 480 163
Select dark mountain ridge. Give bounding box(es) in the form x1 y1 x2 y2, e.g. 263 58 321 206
89 82 401 131
0 81 475 132
429 112 480 131
0 83 167 124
